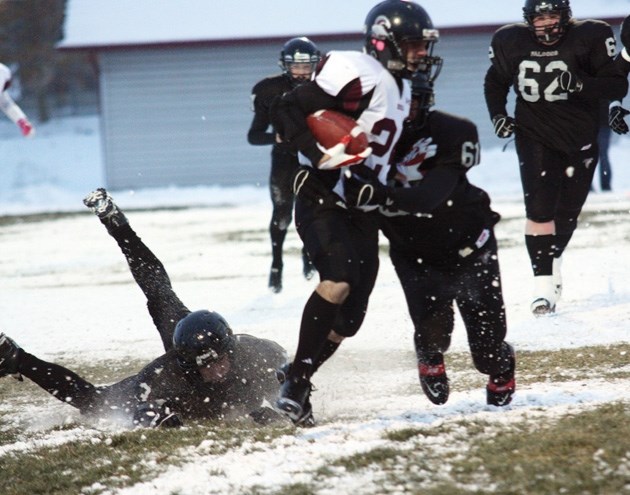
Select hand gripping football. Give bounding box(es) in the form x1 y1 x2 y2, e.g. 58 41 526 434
306 109 369 154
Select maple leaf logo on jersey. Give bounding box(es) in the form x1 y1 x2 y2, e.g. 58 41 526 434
399 137 437 182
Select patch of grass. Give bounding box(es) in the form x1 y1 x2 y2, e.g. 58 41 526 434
458 402 630 495
263 483 317 495
327 446 405 473
1 344 628 494
321 402 629 495
0 423 291 495
445 343 630 390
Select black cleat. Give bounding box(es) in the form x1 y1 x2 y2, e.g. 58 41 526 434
276 375 312 423
83 188 128 229
302 251 316 281
294 399 316 427
0 333 23 380
275 363 291 384
487 343 516 406
268 264 283 293
418 353 449 405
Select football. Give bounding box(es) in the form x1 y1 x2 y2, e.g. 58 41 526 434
306 109 369 154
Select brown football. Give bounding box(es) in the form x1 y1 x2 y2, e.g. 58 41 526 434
306 109 369 154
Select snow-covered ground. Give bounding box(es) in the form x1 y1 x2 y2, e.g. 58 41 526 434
1 115 629 494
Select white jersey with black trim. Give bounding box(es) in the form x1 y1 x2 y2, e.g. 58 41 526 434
0 62 27 124
0 63 12 92
314 51 411 200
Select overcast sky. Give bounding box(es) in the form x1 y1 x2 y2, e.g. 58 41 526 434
61 0 630 47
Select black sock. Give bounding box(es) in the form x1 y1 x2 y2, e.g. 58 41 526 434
525 234 556 276
291 291 340 379
313 339 341 373
553 232 572 258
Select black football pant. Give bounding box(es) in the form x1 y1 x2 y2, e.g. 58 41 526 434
390 236 510 377
516 133 597 237
109 222 190 351
268 147 308 268
295 199 380 337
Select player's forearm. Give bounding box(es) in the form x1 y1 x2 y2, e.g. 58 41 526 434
0 91 26 124
389 167 460 214
578 73 628 101
483 67 511 118
247 128 275 145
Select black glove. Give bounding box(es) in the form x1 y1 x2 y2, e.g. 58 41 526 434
343 165 388 208
132 402 183 428
491 114 515 139
609 104 630 135
292 166 336 205
557 70 583 93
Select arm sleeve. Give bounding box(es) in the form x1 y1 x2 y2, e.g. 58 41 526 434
577 24 629 100
270 82 337 165
484 35 513 119
0 90 27 124
247 91 276 146
388 166 461 214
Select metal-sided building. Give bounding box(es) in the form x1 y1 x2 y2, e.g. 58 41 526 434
60 0 624 190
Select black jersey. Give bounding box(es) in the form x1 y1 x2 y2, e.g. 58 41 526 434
248 74 295 147
381 110 497 266
485 19 627 153
95 334 287 421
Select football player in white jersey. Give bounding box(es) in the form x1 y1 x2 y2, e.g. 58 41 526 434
271 0 441 426
0 63 35 137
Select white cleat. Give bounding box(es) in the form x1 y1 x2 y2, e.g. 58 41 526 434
531 275 557 316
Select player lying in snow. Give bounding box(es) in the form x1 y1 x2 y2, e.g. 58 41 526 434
0 189 289 428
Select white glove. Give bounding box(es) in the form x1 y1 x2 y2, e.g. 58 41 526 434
317 135 372 170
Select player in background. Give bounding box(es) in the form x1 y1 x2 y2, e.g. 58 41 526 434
484 0 627 316
0 63 35 137
247 37 320 293
608 15 630 135
343 71 515 407
270 0 438 425
0 189 288 428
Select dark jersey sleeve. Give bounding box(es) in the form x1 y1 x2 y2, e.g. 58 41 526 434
614 48 630 79
270 81 338 165
484 25 518 119
574 20 628 100
247 75 292 146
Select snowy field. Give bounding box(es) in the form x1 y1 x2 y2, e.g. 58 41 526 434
0 115 629 493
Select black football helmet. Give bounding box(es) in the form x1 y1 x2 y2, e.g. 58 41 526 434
172 310 235 379
523 0 572 44
279 37 321 84
363 0 441 80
